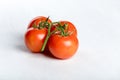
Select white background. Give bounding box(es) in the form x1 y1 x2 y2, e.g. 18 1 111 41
0 0 120 80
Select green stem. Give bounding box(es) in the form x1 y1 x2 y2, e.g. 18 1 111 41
43 16 50 28
41 23 51 52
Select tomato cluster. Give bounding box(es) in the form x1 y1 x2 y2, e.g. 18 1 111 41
24 16 79 59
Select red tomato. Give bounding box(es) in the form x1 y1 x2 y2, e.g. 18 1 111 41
48 34 79 59
25 28 47 53
28 16 52 29
51 21 77 36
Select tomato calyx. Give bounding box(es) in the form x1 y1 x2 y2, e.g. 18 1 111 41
52 22 70 37
33 16 50 29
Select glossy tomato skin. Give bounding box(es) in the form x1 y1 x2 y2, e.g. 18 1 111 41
25 28 47 53
48 34 79 59
28 16 52 29
51 21 77 36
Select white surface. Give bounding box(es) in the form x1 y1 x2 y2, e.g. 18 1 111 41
0 0 120 80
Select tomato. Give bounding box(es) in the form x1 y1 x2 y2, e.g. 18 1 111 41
52 21 77 36
25 28 47 53
25 16 79 59
48 34 79 59
28 16 52 29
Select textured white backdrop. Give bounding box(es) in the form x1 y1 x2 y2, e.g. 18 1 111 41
0 0 120 80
